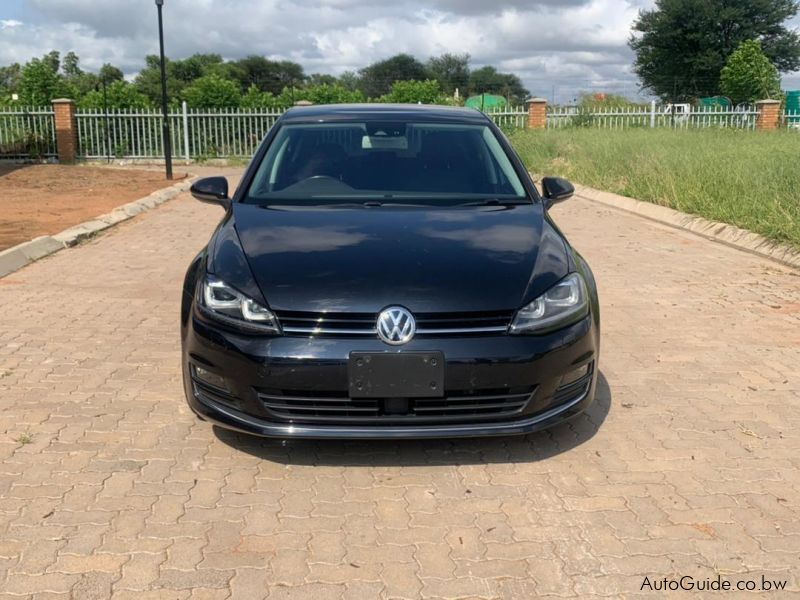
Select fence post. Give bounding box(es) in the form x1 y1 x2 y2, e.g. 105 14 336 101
182 101 190 161
650 100 656 128
755 99 781 131
525 97 547 129
52 98 78 163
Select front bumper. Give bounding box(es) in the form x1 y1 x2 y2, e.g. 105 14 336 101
182 304 599 439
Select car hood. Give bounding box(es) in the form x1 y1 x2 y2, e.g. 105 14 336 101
231 202 568 313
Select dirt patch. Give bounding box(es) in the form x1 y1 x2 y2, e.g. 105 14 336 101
0 164 186 251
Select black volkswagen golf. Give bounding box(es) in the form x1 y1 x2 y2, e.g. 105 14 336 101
181 104 599 439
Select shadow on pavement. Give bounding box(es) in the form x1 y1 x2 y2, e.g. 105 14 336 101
213 372 611 467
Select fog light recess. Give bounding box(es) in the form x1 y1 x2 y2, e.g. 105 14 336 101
193 365 228 390
561 363 591 386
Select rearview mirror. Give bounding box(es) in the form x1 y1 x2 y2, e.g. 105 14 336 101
191 177 231 208
541 177 574 209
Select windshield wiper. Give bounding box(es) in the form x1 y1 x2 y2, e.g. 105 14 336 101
317 200 431 208
459 198 528 206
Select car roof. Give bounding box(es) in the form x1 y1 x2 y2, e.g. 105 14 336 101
280 103 491 125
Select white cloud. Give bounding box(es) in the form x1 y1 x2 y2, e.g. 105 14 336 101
1 0 798 100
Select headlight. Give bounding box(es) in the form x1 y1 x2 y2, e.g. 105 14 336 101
199 276 281 334
510 272 588 334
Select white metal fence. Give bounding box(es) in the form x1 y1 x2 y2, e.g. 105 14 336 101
784 109 800 129
2 102 797 161
547 103 759 130
76 104 284 159
484 106 528 129
0 107 57 158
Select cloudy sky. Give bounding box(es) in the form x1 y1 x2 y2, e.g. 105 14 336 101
1 0 799 102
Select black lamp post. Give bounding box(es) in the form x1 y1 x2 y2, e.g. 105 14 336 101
155 0 173 180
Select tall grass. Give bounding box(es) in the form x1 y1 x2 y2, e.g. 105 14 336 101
508 128 800 247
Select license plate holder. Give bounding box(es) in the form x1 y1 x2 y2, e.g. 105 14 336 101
348 352 444 398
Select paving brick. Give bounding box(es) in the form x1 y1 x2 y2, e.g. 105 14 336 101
1 169 799 598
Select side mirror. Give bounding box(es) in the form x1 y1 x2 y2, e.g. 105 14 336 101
191 176 231 208
541 176 574 209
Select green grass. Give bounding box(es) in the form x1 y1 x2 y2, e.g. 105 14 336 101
508 128 800 247
15 432 33 445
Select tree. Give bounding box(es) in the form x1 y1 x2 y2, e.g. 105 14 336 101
306 84 364 104
468 66 529 103
720 40 782 103
42 51 60 74
58 52 101 98
134 55 182 105
379 80 446 104
240 84 278 108
18 56 65 105
171 53 228 83
338 71 360 91
98 63 124 84
230 56 305 95
630 0 800 99
306 73 338 87
79 80 152 110
0 63 21 103
134 53 240 105
182 74 241 108
426 53 470 95
99 63 124 84
359 54 429 98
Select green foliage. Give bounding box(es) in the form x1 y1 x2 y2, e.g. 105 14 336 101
182 74 242 108
275 86 304 106
99 63 124 83
134 54 237 105
379 79 447 104
720 40 782 104
229 55 305 95
305 84 364 105
172 53 226 82
468 66 529 104
79 80 152 110
42 51 60 74
240 84 278 108
338 71 360 91
509 127 800 246
134 55 182 105
18 56 67 105
306 73 338 87
630 0 800 99
0 127 49 157
426 53 470 95
0 63 21 104
359 54 429 98
1 48 530 111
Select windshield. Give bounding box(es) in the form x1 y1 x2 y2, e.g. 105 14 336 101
244 121 528 205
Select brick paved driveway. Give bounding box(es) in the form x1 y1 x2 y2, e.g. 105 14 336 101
1 169 799 599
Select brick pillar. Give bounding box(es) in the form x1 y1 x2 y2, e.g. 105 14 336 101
526 97 547 129
755 99 781 131
52 98 78 163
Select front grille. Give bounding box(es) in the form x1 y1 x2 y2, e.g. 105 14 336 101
275 309 512 338
257 387 535 425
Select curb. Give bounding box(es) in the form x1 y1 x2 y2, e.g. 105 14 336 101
572 184 800 270
0 177 195 279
